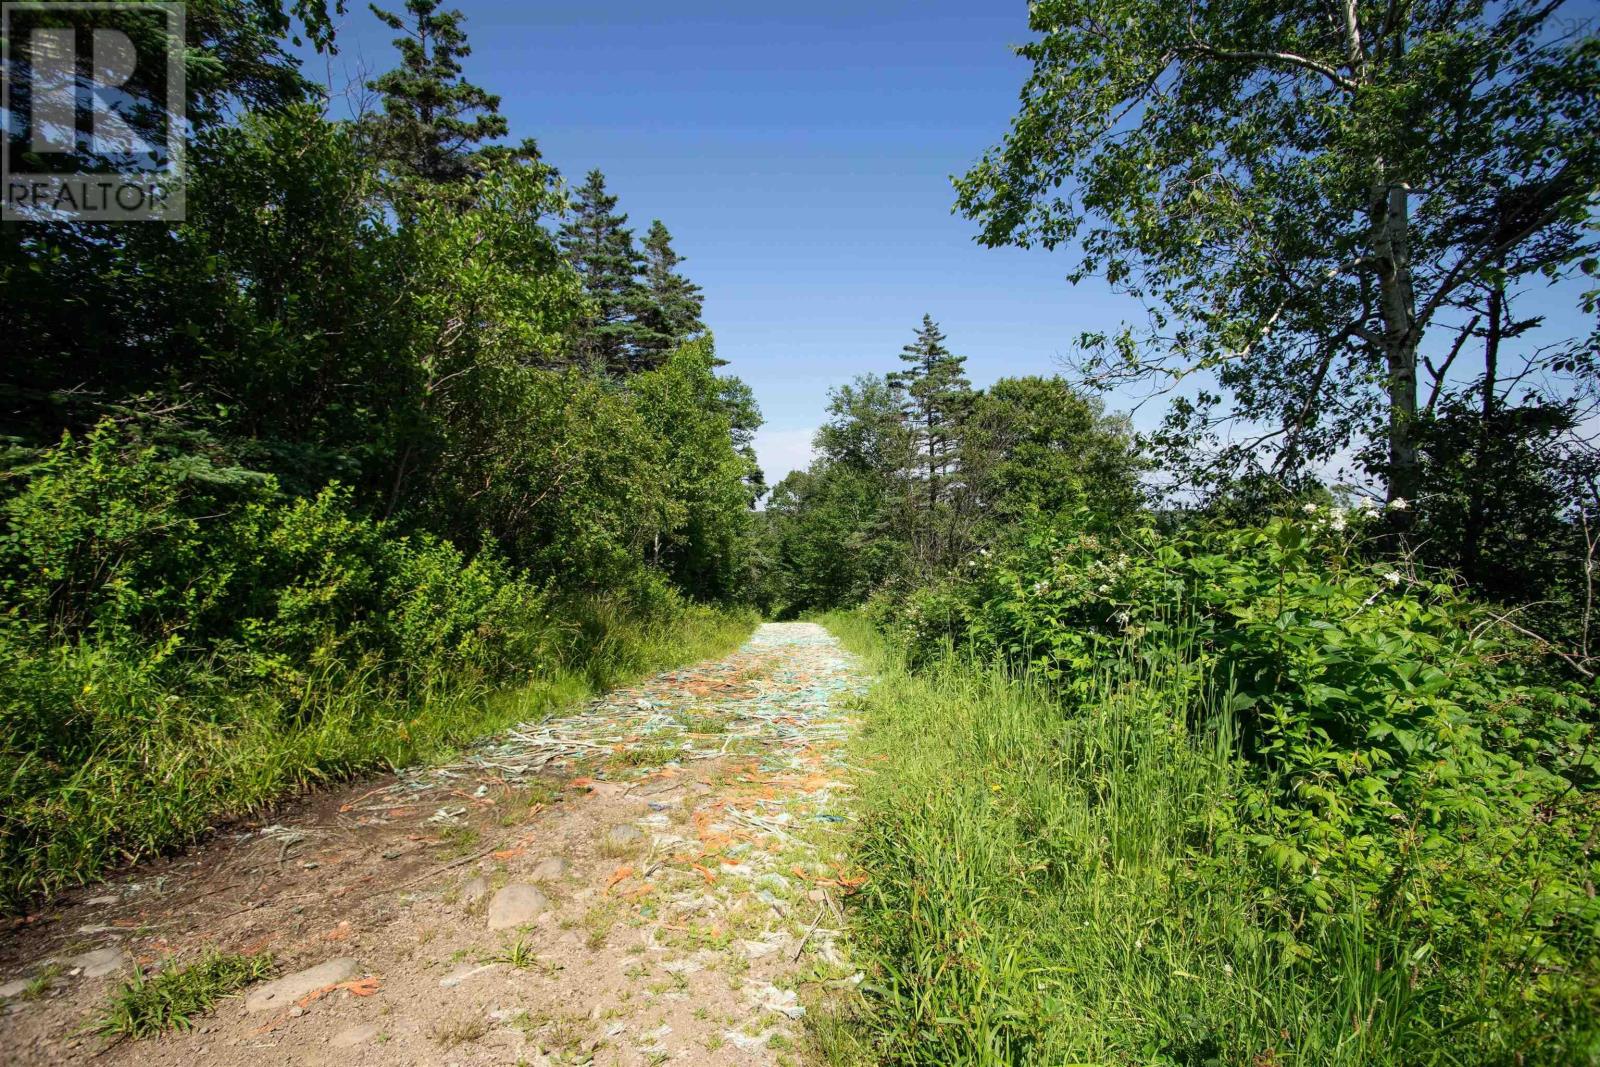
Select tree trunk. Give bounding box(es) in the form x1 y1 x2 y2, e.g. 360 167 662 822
1461 276 1504 584
1373 181 1420 513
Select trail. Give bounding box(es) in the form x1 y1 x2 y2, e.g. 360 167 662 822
0 622 868 1066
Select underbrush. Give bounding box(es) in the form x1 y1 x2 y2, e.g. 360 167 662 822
820 507 1599 1065
0 422 756 910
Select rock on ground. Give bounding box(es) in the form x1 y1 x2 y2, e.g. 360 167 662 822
486 883 548 930
70 948 128 979
243 958 360 1013
530 856 570 880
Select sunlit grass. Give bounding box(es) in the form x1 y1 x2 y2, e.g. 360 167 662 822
2 603 756 911
815 611 1556 1066
95 951 274 1039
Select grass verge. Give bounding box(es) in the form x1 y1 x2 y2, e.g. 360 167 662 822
2 602 756 912
816 611 1597 1066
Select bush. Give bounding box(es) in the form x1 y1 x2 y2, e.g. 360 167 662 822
856 506 1599 1061
0 422 756 910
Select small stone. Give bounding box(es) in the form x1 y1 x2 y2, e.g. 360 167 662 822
487 883 548 930
602 824 643 850
85 896 119 906
439 963 499 988
71 947 129 978
530 857 570 881
331 1023 380 1048
0 979 29 998
244 958 359 1013
460 875 489 902
288 1005 306 1018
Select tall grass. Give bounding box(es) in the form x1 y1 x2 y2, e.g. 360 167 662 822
820 611 1594 1066
0 600 755 912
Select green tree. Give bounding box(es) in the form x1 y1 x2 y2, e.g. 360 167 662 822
963 376 1145 532
362 0 517 189
631 340 763 600
955 0 1600 517
762 374 916 613
890 316 973 569
635 220 706 367
559 169 650 375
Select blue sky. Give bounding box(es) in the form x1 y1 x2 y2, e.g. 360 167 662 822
303 1 1595 489
305 1 1143 483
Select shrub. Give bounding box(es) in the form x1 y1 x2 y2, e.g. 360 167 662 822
862 507 1599 1060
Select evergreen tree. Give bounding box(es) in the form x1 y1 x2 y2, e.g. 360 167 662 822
559 170 649 375
635 220 705 366
362 0 512 188
890 315 973 568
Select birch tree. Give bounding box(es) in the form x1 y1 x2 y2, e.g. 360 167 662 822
955 0 1600 513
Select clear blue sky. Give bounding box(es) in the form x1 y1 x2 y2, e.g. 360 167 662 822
303 1 1594 489
305 0 1142 483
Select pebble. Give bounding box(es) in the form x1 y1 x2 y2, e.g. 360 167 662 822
460 875 489 903
529 856 570 881
486 883 548 930
0 979 30 998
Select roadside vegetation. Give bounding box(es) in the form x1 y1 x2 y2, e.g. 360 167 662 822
820 509 1596 1063
765 2 1599 1062
1 1 761 910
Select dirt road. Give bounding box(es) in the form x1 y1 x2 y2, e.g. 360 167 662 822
0 622 867 1066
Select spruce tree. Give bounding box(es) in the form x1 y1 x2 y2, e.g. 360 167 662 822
890 315 973 568
635 220 705 367
558 169 649 375
363 0 512 188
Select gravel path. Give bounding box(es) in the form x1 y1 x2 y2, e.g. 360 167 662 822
0 622 869 1066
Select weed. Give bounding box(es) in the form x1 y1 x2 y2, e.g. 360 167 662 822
95 951 273 1039
676 710 727 734
430 1012 491 1047
434 824 481 858
489 934 541 969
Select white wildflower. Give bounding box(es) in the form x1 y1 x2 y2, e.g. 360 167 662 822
1097 583 1111 594
1387 497 1409 511
1384 570 1401 585
1329 508 1347 532
1302 502 1319 514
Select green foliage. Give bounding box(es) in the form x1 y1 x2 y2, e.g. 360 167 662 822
0 421 756 911
764 367 1143 616
962 376 1145 531
559 168 653 374
955 0 1600 506
96 951 275 1039
637 219 706 363
362 0 526 190
850 504 1599 1061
